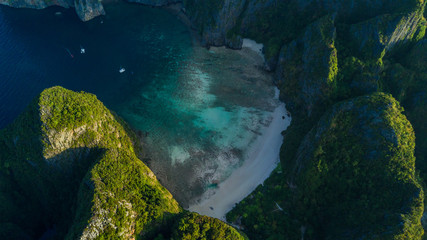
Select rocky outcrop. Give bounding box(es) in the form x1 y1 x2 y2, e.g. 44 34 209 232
181 0 423 52
275 15 337 118
126 0 181 6
383 38 427 192
294 0 421 22
0 0 177 21
0 0 104 21
0 0 73 9
349 8 425 60
0 87 246 239
183 0 246 48
0 87 180 239
74 0 105 21
291 93 424 239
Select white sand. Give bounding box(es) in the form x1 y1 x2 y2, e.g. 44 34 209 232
188 94 291 220
242 38 264 58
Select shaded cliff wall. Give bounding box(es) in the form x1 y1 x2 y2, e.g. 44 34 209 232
0 0 180 21
0 0 104 21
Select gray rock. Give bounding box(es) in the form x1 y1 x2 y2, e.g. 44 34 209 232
0 0 73 9
125 0 181 7
0 0 104 21
275 15 337 118
74 0 105 22
349 9 424 60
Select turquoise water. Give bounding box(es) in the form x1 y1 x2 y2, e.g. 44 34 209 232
123 46 279 203
0 2 192 126
0 2 279 204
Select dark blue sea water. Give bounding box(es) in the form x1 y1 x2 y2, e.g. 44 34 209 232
0 2 192 128
0 2 281 204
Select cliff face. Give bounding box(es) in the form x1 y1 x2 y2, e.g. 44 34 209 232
182 0 423 52
126 0 180 6
291 93 424 239
0 87 246 239
0 0 104 21
348 8 425 61
382 39 427 194
275 15 337 118
74 0 105 21
182 0 276 49
228 92 426 240
180 0 424 123
0 0 178 21
0 87 180 239
295 0 421 22
0 0 72 9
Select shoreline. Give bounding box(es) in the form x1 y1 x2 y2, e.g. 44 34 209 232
162 3 202 47
188 94 291 220
115 2 291 220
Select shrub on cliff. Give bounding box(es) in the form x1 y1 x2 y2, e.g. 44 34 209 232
172 212 247 240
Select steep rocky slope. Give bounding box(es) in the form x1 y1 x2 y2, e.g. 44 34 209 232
0 87 245 239
183 0 424 60
228 93 425 239
1 0 426 239
0 0 179 21
382 39 427 188
275 15 337 118
291 93 423 239
225 1 427 238
0 0 104 21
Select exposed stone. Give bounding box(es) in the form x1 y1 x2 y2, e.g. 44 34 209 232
275 15 337 118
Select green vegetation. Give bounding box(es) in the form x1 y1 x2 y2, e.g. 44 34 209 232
236 1 321 59
382 39 427 189
223 2 426 238
1 0 426 238
229 94 424 239
295 93 423 239
172 212 247 240
276 15 338 119
227 165 300 240
0 87 244 239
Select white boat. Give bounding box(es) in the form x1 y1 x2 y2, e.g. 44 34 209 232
80 46 85 54
119 67 126 73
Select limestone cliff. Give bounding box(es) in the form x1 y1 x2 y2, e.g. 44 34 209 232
182 0 423 56
126 0 180 6
0 87 180 239
0 87 246 239
182 0 276 49
0 0 178 21
275 15 337 119
227 92 426 239
382 39 427 194
348 8 425 60
0 0 104 21
290 93 424 239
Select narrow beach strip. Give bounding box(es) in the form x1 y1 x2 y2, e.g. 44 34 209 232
188 98 291 220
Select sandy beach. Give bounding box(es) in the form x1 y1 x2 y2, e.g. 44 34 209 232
188 95 291 220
